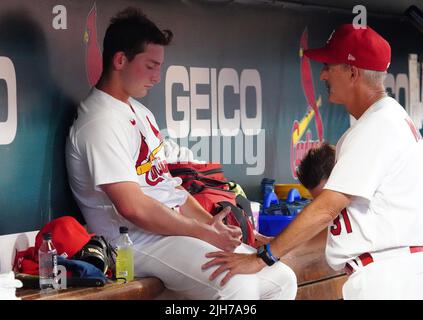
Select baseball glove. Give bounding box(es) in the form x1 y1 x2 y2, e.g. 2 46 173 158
73 235 116 275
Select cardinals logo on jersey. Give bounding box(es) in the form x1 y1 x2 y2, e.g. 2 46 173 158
405 117 422 142
135 117 169 186
146 116 163 140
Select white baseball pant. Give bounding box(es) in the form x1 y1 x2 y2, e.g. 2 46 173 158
134 236 297 300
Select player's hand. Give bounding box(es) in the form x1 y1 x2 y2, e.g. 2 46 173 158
201 251 266 286
208 207 242 252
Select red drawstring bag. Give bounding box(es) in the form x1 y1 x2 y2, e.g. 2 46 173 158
168 162 229 190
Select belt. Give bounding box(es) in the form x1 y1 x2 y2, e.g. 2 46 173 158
344 246 423 275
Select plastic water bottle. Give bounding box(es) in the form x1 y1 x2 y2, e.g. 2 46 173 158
250 201 261 232
115 226 134 283
261 178 275 201
38 232 58 291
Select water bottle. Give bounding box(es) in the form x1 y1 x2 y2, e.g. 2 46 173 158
261 178 275 201
38 232 58 291
115 226 134 283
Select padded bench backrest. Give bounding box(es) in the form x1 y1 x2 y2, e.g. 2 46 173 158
0 231 37 273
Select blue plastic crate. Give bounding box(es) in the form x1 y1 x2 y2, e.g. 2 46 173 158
259 214 295 236
258 188 310 236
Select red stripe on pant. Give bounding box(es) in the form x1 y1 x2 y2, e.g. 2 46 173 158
344 246 423 275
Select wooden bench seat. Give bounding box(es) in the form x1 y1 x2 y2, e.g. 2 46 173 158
17 276 165 300
16 230 345 300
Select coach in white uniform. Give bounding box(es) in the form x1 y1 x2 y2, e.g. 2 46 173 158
66 7 297 300
203 24 423 299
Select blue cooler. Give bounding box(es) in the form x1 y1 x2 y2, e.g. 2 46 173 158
259 188 310 236
259 214 296 236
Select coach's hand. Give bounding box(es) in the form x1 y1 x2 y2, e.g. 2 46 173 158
253 230 274 248
202 251 266 286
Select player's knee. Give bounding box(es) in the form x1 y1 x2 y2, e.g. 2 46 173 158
219 275 260 300
273 262 298 299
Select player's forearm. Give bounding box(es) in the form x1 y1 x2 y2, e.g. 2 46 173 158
102 182 214 240
178 191 213 224
125 193 214 239
269 189 350 259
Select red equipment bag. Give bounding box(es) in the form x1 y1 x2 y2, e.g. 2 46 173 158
168 162 229 189
186 180 255 246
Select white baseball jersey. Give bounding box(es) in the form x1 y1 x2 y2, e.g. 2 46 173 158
66 88 188 246
324 96 423 270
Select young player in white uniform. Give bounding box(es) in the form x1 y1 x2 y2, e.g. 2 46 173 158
66 7 297 300
202 24 423 299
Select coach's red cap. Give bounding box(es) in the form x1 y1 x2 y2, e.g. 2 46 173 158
304 24 391 71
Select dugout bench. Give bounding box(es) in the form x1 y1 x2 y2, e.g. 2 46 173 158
16 230 345 300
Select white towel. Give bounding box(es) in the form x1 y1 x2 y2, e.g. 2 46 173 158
0 271 23 300
163 138 205 164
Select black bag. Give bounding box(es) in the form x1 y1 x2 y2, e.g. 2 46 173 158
73 235 116 276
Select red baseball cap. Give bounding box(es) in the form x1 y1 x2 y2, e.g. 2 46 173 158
35 216 94 259
304 24 391 71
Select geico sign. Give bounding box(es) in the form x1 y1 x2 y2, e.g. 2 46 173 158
165 66 262 138
0 57 17 145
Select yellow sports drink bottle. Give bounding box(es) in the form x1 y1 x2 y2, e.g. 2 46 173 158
115 226 134 283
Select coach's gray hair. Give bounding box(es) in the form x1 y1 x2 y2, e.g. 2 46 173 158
361 69 387 87
341 64 386 88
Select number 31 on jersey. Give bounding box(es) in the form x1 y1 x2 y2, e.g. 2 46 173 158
330 208 353 236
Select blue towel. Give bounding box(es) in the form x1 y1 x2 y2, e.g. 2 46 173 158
57 256 107 280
